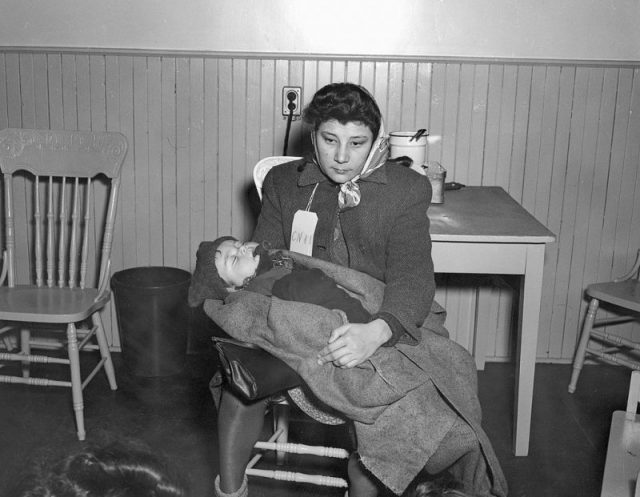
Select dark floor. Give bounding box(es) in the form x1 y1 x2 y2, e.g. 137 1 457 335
0 347 631 497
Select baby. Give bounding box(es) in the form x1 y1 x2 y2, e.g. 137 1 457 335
188 236 371 324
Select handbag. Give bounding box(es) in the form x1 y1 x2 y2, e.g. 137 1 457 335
212 336 302 401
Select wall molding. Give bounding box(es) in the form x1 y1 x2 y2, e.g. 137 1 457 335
1 46 639 68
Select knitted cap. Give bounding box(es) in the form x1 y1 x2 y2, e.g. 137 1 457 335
188 236 237 307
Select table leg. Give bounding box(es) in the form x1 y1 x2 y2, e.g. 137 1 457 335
513 244 546 456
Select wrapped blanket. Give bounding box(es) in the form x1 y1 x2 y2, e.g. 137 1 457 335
204 251 507 496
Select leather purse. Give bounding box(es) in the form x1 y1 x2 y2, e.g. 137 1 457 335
212 336 302 401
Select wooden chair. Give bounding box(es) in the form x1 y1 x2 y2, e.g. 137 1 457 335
569 249 640 393
253 155 302 201
214 155 349 489
601 370 640 496
0 128 128 441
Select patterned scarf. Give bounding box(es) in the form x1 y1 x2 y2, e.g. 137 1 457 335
313 122 389 210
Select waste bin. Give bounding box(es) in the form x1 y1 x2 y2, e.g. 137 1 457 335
111 266 191 377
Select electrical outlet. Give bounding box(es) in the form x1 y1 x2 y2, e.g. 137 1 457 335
282 86 302 117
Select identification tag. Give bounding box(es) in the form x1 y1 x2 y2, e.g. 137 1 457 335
290 210 318 256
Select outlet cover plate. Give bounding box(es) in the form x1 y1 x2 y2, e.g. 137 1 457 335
282 86 302 116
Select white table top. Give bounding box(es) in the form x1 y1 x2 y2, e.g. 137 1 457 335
428 186 556 243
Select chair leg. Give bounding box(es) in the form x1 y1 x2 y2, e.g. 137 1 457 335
92 312 117 390
569 298 600 393
67 322 86 441
20 327 30 378
273 401 290 465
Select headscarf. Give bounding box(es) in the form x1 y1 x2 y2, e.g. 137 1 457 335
312 121 389 210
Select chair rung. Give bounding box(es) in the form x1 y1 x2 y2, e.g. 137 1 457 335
82 357 107 389
254 441 349 459
77 327 97 349
591 330 640 350
0 374 71 387
28 338 66 350
0 352 68 365
245 468 348 488
247 428 286 471
586 347 640 371
594 317 637 326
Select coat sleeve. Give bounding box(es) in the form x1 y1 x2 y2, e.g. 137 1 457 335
377 173 436 343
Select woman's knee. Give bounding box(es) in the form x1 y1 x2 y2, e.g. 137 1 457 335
218 388 268 429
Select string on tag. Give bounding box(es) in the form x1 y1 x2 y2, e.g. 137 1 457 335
305 183 319 211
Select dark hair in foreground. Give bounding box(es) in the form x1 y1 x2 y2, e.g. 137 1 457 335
410 471 476 497
303 82 382 137
10 441 187 497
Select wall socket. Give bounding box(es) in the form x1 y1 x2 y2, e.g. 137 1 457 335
282 86 302 117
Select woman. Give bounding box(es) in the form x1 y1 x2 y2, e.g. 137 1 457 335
214 83 506 497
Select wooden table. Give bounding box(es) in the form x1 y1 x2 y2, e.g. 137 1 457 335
428 186 556 456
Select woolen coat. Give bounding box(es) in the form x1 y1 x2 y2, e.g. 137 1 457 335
253 158 438 342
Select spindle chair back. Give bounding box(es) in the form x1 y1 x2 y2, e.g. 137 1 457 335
0 128 127 440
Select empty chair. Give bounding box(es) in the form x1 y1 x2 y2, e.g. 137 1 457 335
0 128 128 440
569 249 640 393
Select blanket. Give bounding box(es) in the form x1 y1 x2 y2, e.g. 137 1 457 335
204 251 507 496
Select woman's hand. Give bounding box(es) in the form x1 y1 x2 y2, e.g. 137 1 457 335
316 319 392 368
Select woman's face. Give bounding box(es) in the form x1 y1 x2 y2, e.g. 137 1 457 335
314 119 374 184
214 239 260 289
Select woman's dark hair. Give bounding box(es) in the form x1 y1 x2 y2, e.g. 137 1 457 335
303 82 382 137
12 441 187 497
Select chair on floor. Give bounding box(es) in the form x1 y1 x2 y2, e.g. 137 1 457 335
601 370 640 496
212 155 350 489
569 249 640 393
0 128 128 441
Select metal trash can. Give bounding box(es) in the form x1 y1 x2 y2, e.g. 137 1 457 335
111 266 191 377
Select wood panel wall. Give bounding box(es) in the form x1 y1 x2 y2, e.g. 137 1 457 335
0 49 638 362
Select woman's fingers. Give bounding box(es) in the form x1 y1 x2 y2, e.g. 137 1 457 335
317 323 378 368
317 324 351 364
327 323 350 343
342 359 360 369
316 335 349 365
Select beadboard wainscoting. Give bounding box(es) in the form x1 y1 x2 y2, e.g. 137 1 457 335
0 49 638 362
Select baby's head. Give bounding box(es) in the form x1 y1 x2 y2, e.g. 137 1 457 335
213 237 261 294
188 236 260 306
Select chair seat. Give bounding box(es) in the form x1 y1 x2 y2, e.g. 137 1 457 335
587 280 640 313
0 286 106 323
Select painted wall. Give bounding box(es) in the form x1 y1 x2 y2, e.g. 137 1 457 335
1 0 639 61
1 50 639 362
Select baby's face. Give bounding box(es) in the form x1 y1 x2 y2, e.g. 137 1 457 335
215 239 260 289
